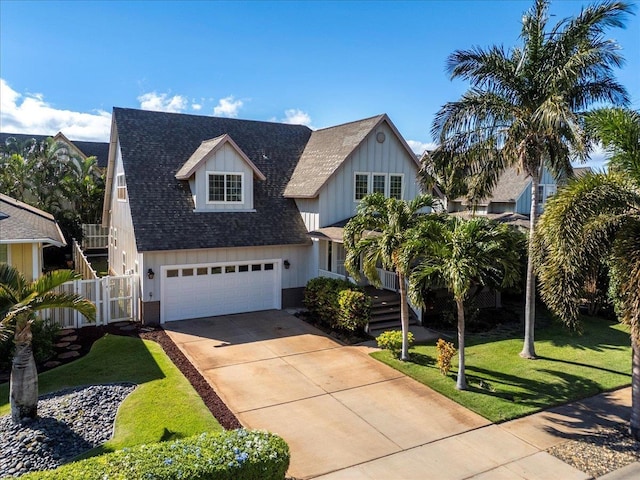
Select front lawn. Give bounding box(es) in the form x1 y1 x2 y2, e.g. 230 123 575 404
0 334 222 454
372 316 632 423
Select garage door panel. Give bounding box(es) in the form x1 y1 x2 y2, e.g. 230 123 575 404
162 261 280 322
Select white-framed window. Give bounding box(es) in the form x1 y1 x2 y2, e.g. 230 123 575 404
389 174 403 199
116 173 127 201
112 228 118 248
372 174 386 195
354 173 370 201
0 244 8 264
207 172 243 203
537 184 557 204
122 251 126 275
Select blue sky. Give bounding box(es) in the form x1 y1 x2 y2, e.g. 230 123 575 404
1 0 638 167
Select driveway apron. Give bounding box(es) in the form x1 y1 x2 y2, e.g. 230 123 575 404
163 311 488 478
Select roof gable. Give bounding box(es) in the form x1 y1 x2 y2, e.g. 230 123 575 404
175 134 266 181
284 114 419 198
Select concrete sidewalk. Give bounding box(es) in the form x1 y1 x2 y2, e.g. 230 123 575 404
164 311 637 479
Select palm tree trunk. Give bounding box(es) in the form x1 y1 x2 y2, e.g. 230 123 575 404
10 323 39 423
456 298 467 390
398 272 410 361
630 337 640 441
521 171 540 359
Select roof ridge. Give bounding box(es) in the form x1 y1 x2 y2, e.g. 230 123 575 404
0 194 57 222
313 113 386 132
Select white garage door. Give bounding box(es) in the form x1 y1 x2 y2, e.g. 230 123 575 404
161 260 281 322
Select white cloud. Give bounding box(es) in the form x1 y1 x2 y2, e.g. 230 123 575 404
138 91 188 113
191 103 202 111
213 96 243 117
282 109 312 126
407 140 437 155
0 78 111 141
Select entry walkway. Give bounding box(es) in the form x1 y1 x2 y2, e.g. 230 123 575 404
164 311 635 479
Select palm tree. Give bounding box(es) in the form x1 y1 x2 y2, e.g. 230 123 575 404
429 0 631 359
535 107 640 439
0 264 96 423
407 216 523 389
344 193 435 361
61 154 105 224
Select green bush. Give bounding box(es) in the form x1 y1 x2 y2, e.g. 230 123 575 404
21 429 289 480
304 277 361 329
0 319 60 371
337 290 371 331
376 330 414 358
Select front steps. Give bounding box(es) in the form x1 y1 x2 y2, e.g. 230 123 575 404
366 287 418 333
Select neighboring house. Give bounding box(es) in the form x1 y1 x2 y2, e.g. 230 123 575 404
103 107 425 324
443 165 591 224
0 193 66 281
0 132 110 169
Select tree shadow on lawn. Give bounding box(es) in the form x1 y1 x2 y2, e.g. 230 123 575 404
534 317 631 352
461 365 607 412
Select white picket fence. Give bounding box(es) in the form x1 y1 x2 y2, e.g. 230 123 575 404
46 275 139 329
72 239 98 280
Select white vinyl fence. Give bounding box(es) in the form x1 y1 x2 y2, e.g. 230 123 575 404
46 275 139 329
72 239 98 280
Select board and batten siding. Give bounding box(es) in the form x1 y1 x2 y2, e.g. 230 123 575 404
318 122 422 227
294 198 320 231
141 243 314 301
191 142 255 211
108 139 139 276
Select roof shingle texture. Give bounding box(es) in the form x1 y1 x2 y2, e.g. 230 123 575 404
284 115 385 198
0 194 66 245
113 108 313 252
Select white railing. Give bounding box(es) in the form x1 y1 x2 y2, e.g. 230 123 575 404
81 224 109 249
45 274 139 329
318 269 353 282
72 239 98 280
376 268 399 292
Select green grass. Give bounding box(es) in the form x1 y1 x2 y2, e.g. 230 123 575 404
372 316 632 423
0 335 222 454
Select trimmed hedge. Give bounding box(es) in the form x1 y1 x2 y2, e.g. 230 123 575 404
304 277 370 331
21 429 289 480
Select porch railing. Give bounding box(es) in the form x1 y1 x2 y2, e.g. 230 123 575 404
72 239 98 280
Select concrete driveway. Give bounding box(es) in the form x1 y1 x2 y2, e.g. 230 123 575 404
164 310 606 479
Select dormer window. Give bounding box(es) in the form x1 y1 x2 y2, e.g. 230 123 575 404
208 172 243 203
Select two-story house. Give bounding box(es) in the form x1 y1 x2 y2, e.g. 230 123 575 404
102 108 424 324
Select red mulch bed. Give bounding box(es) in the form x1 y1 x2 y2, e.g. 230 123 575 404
2 323 241 430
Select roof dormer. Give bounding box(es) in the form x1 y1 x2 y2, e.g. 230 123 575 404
176 134 266 212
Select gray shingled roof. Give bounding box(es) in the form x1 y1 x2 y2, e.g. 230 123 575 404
0 132 110 168
284 115 385 198
113 108 313 252
0 194 66 246
457 166 531 205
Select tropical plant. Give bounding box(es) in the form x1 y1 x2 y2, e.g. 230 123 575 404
344 193 435 360
407 216 523 389
535 107 640 439
427 0 631 359
0 264 96 423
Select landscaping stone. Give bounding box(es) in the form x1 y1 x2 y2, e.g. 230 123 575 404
58 335 77 343
55 329 75 337
53 342 70 348
119 325 137 332
57 351 80 360
0 384 135 478
66 344 82 351
42 361 61 369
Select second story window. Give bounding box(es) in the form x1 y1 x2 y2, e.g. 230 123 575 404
208 173 243 203
389 174 403 199
354 173 369 201
116 173 127 201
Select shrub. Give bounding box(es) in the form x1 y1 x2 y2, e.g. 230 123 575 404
376 330 414 358
0 319 60 371
21 429 290 480
337 290 371 331
436 338 456 376
304 277 360 329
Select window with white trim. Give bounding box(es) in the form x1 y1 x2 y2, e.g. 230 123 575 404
122 251 126 275
372 174 386 195
389 174 403 199
116 173 127 201
207 172 243 203
354 173 369 201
